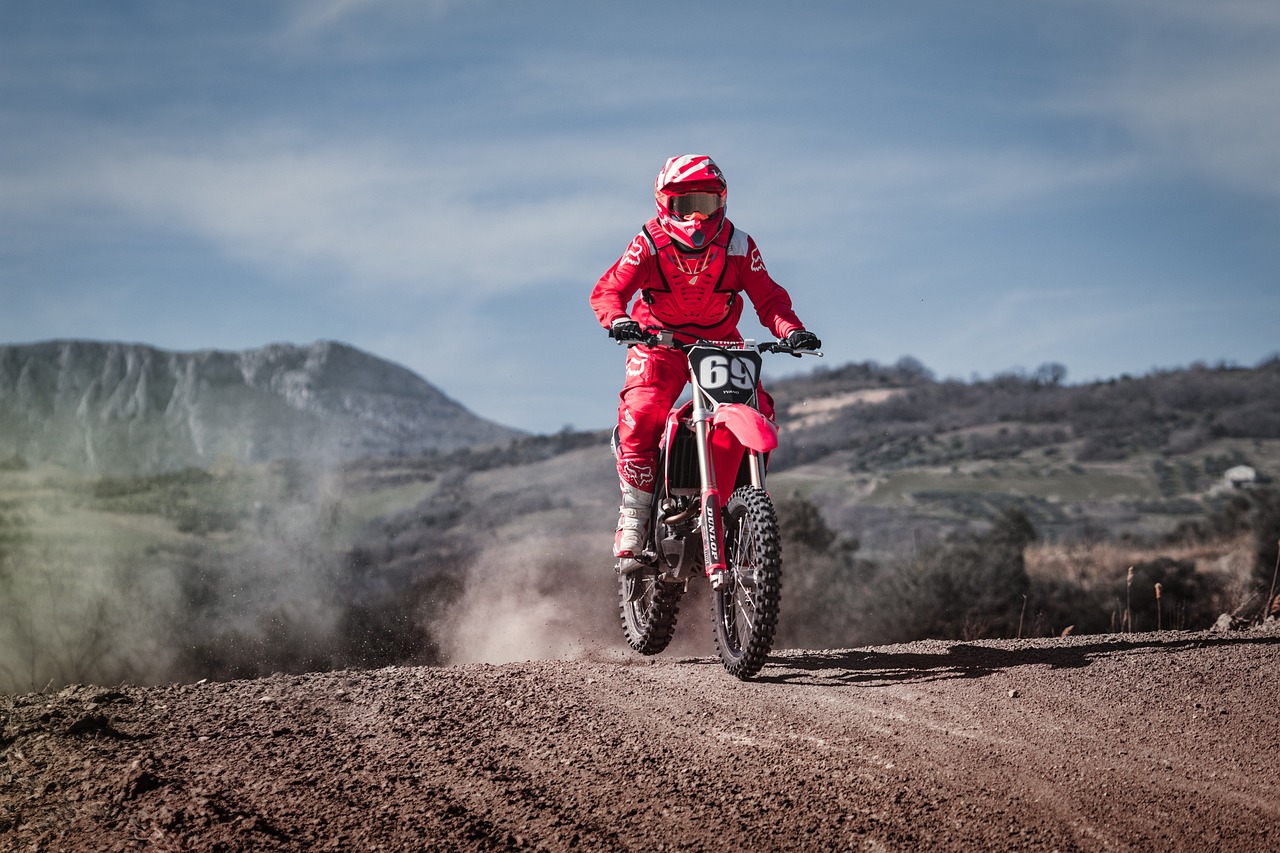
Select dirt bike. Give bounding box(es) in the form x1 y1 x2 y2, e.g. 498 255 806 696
611 330 821 679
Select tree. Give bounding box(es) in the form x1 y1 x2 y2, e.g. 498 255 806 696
1032 362 1068 388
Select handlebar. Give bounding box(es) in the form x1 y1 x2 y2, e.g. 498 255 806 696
617 328 823 359
759 340 823 358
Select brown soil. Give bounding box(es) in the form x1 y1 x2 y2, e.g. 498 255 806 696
4 627 1279 852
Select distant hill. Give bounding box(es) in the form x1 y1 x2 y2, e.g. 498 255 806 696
0 339 522 474
768 355 1280 471
762 356 1280 553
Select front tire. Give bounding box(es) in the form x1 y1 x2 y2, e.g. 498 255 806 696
712 486 782 679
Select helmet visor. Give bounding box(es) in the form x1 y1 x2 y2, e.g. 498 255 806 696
668 191 724 219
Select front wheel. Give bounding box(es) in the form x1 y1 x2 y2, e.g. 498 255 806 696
711 486 782 679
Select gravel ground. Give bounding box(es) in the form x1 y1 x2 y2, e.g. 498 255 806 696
3 627 1279 851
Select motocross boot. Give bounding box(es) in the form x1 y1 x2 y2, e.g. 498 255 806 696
613 482 652 560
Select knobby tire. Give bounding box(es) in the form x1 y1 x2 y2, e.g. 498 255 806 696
712 485 782 679
619 569 682 654
618 457 682 654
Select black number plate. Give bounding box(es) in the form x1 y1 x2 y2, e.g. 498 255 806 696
688 347 762 405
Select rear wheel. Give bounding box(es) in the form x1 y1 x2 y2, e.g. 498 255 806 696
711 486 782 679
618 457 683 655
619 569 683 654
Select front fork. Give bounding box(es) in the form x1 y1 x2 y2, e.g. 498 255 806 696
694 410 766 589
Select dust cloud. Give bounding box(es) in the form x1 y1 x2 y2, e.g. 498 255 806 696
433 534 624 666
434 530 720 667
0 452 353 694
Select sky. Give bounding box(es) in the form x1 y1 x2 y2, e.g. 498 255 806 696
2 1 1278 434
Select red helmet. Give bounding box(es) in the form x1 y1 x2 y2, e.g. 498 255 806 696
653 154 727 251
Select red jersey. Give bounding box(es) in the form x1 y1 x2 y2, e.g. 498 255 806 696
590 217 804 344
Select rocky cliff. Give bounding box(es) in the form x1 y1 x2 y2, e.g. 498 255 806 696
0 340 522 474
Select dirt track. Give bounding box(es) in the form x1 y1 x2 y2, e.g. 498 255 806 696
3 628 1279 852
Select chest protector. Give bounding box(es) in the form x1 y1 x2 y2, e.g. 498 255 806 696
641 216 737 332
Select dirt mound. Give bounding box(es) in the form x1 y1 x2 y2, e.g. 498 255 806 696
4 629 1279 851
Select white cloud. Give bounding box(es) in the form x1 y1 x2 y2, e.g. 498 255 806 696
281 0 460 39
285 0 382 34
736 145 1139 277
1110 62 1280 197
1119 0 1280 30
14 129 651 301
1059 0 1280 198
834 149 1132 213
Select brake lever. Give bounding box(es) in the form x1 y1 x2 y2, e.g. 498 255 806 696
769 342 823 358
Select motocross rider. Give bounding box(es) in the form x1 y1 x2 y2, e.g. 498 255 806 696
590 154 821 561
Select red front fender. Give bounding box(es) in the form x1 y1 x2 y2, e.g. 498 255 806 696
711 403 779 453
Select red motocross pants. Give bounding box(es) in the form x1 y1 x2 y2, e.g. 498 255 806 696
615 345 775 493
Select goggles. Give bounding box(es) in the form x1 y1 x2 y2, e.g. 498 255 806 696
668 191 724 219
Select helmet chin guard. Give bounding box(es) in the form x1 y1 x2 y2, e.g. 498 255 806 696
654 154 727 251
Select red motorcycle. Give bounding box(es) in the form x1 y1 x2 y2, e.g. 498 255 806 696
612 331 821 679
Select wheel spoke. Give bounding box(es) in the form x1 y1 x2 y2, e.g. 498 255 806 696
734 593 754 643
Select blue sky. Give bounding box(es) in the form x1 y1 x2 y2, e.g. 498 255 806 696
2 1 1277 433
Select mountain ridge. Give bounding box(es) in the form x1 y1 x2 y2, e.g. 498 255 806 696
0 338 522 474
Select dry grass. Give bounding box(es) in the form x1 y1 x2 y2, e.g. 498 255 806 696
1025 533 1258 630
1024 534 1254 586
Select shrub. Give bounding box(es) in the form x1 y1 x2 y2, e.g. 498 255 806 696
1074 432 1131 462
0 453 28 471
860 508 1036 642
1021 575 1111 637
1121 557 1229 632
776 492 837 553
1246 488 1280 603
773 493 874 649
174 506 243 535
92 467 214 499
